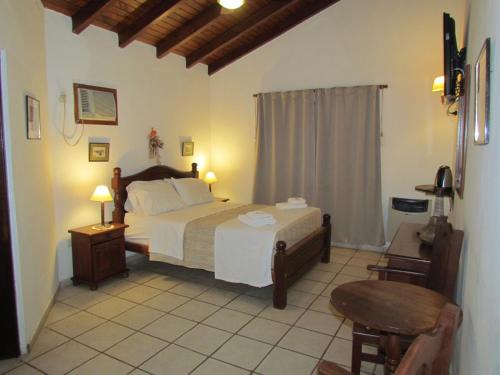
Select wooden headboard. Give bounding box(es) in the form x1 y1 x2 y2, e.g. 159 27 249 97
111 163 198 224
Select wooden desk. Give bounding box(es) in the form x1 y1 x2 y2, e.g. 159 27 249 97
383 223 432 286
331 280 449 374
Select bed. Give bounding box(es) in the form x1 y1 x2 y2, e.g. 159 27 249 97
111 163 331 309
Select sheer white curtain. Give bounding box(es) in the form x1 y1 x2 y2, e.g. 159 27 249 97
253 86 385 249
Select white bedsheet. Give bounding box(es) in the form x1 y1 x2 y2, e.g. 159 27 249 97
215 206 321 287
125 201 243 259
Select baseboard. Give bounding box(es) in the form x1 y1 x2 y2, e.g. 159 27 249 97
26 289 56 354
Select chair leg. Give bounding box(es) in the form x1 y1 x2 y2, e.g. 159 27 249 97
351 331 363 375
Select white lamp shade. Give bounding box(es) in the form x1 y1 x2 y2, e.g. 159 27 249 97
432 75 445 92
217 0 245 10
204 171 218 184
90 185 113 202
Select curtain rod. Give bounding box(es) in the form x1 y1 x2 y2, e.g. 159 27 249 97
252 85 389 97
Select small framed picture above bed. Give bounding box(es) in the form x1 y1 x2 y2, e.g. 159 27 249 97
182 141 194 156
89 142 110 162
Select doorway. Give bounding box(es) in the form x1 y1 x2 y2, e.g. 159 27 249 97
0 59 20 358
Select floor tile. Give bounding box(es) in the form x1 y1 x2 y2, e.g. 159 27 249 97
0 358 22 374
49 311 105 338
239 317 290 345
86 297 137 319
213 335 272 371
347 257 377 268
295 310 343 335
191 358 250 375
97 279 138 295
29 341 98 375
105 332 167 367
112 305 165 330
286 290 317 308
332 274 365 285
304 269 336 283
140 344 206 375
215 280 250 294
67 353 133 374
144 274 182 291
75 321 134 351
321 282 340 298
5 364 43 374
244 285 273 299
169 281 210 298
142 314 196 341
309 296 342 316
22 328 69 361
143 291 190 312
176 324 231 355
62 290 111 310
225 294 269 315
340 265 372 278
354 250 382 260
126 270 158 284
314 262 344 273
256 347 318 375
336 319 353 340
44 303 79 325
117 285 163 303
55 285 87 301
278 327 331 358
203 308 253 333
196 288 238 306
333 255 351 265
323 337 355 368
332 248 357 257
128 370 150 375
171 300 219 322
291 279 327 295
258 305 305 325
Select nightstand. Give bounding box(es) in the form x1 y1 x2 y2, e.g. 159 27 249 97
68 223 129 290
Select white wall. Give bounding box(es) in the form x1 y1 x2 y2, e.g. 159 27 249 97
209 0 465 239
0 0 56 351
451 0 500 373
44 11 211 281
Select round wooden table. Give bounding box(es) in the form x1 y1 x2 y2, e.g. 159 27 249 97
330 280 449 374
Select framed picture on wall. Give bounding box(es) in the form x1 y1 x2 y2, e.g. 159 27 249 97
455 64 470 199
474 38 490 145
26 95 41 140
89 142 110 162
182 141 194 156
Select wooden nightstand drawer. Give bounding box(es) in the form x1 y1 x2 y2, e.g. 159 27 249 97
91 227 124 245
93 238 126 281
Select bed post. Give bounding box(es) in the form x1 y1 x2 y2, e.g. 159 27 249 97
321 214 332 263
191 163 199 178
111 167 125 224
273 241 287 309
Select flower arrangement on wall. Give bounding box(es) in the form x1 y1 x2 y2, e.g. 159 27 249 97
148 127 164 164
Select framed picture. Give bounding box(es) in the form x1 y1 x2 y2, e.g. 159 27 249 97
26 95 41 140
474 38 490 145
182 141 194 156
89 142 110 162
74 83 118 126
455 64 470 199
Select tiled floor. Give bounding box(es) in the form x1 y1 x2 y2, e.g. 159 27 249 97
0 247 389 375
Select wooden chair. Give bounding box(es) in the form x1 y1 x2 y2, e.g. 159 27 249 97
317 303 461 375
350 222 464 373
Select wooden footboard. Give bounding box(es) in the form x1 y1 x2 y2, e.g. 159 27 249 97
273 214 331 309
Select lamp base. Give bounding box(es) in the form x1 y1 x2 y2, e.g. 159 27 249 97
91 223 115 231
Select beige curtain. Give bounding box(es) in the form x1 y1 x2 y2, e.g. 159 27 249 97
253 85 385 248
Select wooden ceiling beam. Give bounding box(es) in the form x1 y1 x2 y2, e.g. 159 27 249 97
208 0 341 75
185 0 294 68
72 0 115 34
118 0 182 48
156 4 222 59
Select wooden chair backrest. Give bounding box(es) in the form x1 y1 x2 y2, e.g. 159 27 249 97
427 222 464 301
395 303 461 375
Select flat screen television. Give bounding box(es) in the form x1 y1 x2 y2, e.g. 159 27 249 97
443 13 465 99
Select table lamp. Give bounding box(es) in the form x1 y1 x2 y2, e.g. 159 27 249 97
90 185 113 230
204 171 218 192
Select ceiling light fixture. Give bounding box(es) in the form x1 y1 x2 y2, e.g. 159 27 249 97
217 0 245 10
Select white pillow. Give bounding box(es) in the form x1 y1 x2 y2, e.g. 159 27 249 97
171 178 214 206
125 180 185 215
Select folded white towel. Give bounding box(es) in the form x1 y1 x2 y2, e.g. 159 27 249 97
246 210 274 220
288 197 306 204
238 214 277 227
276 202 308 210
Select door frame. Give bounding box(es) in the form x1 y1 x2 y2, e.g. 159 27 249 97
0 54 21 359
